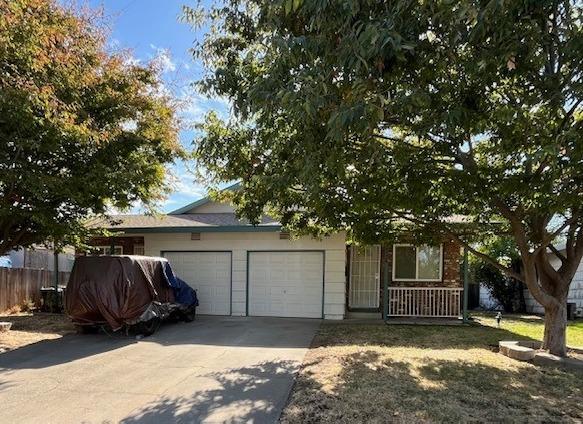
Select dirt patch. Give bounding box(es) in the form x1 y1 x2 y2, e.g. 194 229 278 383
280 322 583 423
0 313 75 352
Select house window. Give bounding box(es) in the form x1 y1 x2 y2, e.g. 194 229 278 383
133 245 145 255
392 244 442 281
93 246 123 256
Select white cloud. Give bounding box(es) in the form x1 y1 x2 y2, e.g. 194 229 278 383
167 165 205 198
109 38 121 49
179 85 231 122
123 56 142 67
150 44 176 73
176 177 204 198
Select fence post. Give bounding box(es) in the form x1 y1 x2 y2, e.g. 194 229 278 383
53 251 59 290
463 248 469 323
383 262 389 321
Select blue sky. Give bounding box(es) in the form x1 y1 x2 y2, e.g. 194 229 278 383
86 0 229 213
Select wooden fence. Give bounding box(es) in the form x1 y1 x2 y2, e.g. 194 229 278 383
0 268 70 313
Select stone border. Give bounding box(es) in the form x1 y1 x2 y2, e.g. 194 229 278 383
499 340 583 371
499 341 537 361
0 322 12 332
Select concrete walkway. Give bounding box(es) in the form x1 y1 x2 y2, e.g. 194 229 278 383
0 316 319 424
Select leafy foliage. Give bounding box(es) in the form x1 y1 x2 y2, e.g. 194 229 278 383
0 0 181 253
472 237 525 312
188 0 583 354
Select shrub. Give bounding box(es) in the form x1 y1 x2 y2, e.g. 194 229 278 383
20 299 35 313
472 237 526 313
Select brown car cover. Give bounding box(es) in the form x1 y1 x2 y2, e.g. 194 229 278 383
65 256 175 330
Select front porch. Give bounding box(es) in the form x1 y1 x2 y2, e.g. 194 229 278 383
347 244 467 321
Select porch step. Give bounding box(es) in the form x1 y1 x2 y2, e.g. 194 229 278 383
347 311 381 320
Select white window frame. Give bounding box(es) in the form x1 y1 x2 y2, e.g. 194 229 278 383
93 246 123 256
392 244 443 282
133 245 145 255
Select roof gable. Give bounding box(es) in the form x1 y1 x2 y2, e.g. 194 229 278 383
168 182 240 215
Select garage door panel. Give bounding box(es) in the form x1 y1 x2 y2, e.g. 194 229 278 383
250 269 268 283
163 251 231 316
248 251 324 318
269 270 286 283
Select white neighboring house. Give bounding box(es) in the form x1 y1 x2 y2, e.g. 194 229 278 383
479 284 502 310
523 245 583 317
3 247 75 272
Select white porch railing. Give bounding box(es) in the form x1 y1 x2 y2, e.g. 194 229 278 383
388 287 463 318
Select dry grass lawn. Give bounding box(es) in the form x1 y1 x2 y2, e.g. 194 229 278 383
281 314 583 423
0 313 74 352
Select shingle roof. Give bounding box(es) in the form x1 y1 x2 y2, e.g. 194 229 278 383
89 213 280 231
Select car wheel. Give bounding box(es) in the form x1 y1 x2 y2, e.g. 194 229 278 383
75 324 99 334
137 317 161 336
182 306 196 322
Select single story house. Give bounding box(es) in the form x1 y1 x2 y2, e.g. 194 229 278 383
89 191 463 320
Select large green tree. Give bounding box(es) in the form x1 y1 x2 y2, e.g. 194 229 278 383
0 0 181 253
188 0 583 356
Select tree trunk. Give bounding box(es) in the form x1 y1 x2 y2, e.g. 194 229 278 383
542 302 567 356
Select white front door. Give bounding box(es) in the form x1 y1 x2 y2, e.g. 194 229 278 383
163 251 231 315
349 245 381 308
248 251 324 318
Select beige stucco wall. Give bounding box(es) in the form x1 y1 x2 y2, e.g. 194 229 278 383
135 231 346 319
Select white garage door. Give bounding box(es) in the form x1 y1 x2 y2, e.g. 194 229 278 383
163 251 231 315
248 251 324 318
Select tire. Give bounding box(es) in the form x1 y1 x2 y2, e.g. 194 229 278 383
167 310 181 323
182 306 196 323
136 317 161 336
75 324 99 334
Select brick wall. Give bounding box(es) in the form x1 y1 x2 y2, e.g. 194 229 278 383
347 239 462 311
442 240 462 288
379 240 462 288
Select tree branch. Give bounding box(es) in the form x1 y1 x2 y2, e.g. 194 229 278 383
443 229 525 282
532 211 581 255
388 211 524 282
373 133 427 150
548 243 567 263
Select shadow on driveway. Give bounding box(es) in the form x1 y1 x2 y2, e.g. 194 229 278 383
0 317 319 423
121 359 301 423
0 316 319 369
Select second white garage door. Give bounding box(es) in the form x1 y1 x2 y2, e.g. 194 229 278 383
163 251 231 315
248 251 324 318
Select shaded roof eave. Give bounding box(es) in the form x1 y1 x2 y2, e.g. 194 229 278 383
109 224 282 234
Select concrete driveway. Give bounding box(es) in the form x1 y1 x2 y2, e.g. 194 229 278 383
0 316 319 423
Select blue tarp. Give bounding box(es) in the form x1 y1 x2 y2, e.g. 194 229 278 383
0 256 12 268
163 262 199 307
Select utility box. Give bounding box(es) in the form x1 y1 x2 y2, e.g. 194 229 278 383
567 302 577 321
40 286 65 313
